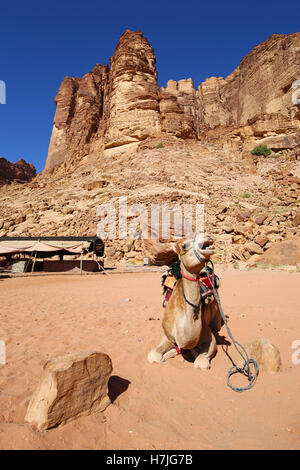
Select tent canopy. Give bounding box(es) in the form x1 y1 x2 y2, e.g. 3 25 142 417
0 236 103 256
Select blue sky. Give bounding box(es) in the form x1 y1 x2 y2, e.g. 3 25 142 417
0 0 299 173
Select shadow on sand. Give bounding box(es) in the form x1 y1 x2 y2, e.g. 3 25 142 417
181 332 232 363
108 375 131 403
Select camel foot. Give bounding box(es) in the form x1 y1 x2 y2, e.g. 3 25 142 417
194 355 211 370
147 349 162 364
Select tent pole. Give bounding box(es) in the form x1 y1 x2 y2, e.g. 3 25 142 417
31 252 37 274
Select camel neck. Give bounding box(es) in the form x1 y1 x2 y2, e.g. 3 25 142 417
181 264 201 318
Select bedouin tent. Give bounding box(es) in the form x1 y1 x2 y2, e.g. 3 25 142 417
0 240 90 274
0 240 89 255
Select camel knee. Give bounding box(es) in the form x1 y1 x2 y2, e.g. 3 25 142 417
194 354 211 370
147 349 162 364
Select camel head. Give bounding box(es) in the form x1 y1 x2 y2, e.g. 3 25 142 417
173 233 214 275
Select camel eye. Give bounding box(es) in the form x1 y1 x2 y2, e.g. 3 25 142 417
183 242 190 250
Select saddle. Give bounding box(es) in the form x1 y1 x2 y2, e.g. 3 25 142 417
161 261 220 308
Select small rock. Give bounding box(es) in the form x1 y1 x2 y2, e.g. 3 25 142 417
255 235 269 248
245 241 264 255
292 212 300 227
237 211 252 222
238 338 282 374
255 214 268 226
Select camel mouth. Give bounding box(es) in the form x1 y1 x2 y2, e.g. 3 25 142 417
194 235 214 250
198 247 214 257
196 237 215 258
201 238 214 248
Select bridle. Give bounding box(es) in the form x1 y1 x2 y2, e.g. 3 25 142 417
180 237 207 319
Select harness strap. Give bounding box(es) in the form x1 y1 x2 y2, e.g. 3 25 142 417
182 285 202 320
181 271 201 281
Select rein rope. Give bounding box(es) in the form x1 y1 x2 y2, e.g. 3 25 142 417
181 240 259 392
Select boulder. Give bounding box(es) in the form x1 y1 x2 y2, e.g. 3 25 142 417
245 241 264 255
293 211 300 227
255 234 269 248
25 351 112 430
254 214 268 226
142 239 178 266
256 238 300 266
239 338 282 374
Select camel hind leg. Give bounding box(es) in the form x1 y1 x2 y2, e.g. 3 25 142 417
148 335 177 363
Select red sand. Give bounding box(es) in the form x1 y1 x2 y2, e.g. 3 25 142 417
0 269 299 450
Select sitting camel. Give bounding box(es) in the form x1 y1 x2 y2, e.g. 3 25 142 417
148 234 224 370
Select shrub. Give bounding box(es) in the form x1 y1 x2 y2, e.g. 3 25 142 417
157 142 163 149
251 145 271 157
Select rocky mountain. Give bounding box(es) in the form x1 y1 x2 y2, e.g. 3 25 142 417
0 157 36 185
44 30 300 173
0 30 299 267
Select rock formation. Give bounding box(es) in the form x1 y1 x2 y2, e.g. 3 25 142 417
0 157 36 185
104 30 161 150
45 65 110 172
44 30 300 173
25 351 112 430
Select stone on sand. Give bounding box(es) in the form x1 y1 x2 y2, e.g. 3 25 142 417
25 351 112 431
240 338 282 374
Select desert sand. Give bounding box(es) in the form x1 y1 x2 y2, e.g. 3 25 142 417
0 268 299 450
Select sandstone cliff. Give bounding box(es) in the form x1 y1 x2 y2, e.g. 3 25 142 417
0 157 36 185
104 30 161 150
45 64 110 172
44 30 300 173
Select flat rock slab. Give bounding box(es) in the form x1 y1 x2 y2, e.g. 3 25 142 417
25 351 112 431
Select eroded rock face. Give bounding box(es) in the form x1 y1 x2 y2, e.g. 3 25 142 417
104 30 161 149
44 30 300 173
161 33 300 136
159 79 197 139
0 157 36 185
44 64 110 172
25 351 112 430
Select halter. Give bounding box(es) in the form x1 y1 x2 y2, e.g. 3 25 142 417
180 237 207 319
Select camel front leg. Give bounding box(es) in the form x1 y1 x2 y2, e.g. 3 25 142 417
193 329 217 370
148 335 177 364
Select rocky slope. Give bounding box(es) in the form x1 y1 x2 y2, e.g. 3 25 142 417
0 141 299 265
0 157 36 185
